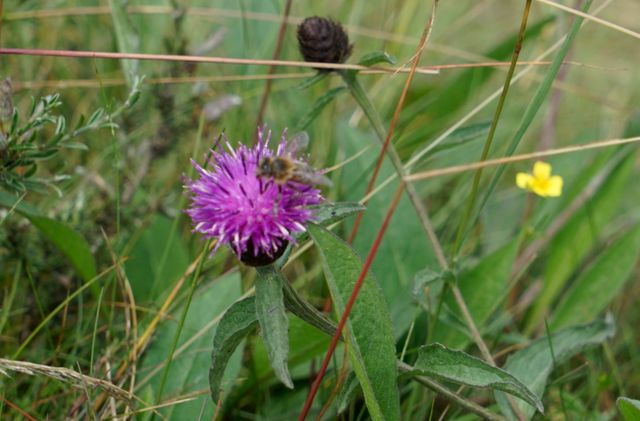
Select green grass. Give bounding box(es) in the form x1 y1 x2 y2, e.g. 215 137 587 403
1 1 640 420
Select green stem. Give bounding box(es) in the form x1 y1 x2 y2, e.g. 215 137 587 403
467 0 595 252
153 241 210 412
451 0 533 259
340 71 448 267
281 278 341 339
340 71 387 141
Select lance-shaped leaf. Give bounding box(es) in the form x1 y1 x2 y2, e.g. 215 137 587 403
618 397 640 421
255 266 293 389
496 317 615 420
408 343 543 414
209 296 258 403
296 86 347 130
551 223 640 329
308 224 400 421
0 192 97 284
358 51 397 67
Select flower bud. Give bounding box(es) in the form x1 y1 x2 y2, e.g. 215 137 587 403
297 17 352 69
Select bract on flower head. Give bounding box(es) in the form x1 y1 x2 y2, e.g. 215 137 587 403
185 128 324 266
516 161 563 197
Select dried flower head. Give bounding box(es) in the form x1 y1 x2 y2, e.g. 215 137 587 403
185 128 324 266
297 16 353 68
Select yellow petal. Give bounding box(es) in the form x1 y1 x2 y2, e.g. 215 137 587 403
545 175 563 197
532 161 551 180
530 181 548 197
516 172 533 190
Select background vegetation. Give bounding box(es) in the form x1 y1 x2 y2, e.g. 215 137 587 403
1 0 639 419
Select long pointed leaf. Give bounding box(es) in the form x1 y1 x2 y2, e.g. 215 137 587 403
618 397 640 421
495 317 615 420
0 192 97 284
308 224 400 421
255 266 293 389
551 223 640 329
209 296 258 403
408 343 543 414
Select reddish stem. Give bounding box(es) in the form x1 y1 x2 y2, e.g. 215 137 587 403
347 11 433 244
254 0 293 133
299 183 405 420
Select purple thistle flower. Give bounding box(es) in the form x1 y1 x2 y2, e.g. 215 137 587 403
185 128 324 266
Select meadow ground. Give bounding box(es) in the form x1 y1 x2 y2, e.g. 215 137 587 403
1 1 639 420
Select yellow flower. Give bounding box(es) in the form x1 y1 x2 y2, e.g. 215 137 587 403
516 161 563 197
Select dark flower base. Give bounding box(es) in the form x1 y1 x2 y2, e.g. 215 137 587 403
240 240 289 267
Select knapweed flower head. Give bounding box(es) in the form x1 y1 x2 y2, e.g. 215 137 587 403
185 128 324 266
297 16 353 68
516 161 563 197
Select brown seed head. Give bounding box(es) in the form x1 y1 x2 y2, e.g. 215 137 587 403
297 17 353 70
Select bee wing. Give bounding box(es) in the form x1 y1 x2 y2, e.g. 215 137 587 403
313 172 333 187
293 163 333 187
286 131 309 156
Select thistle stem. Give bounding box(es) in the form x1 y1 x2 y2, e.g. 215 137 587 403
340 72 447 266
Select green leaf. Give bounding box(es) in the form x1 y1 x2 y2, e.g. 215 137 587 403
254 265 293 389
617 397 640 421
27 215 97 283
252 314 332 381
209 296 258 403
0 192 97 283
277 203 364 269
296 72 328 90
409 343 543 413
528 152 634 331
294 202 365 243
495 317 615 420
142 272 243 420
308 223 400 421
551 223 640 329
336 371 360 413
108 0 140 87
432 240 519 349
311 202 365 226
296 86 347 131
124 214 190 302
358 51 397 67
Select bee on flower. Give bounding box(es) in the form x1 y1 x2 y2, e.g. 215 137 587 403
516 161 563 198
184 128 325 266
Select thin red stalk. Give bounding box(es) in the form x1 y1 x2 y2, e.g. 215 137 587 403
347 3 436 244
1 397 37 421
255 0 293 132
299 183 405 420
